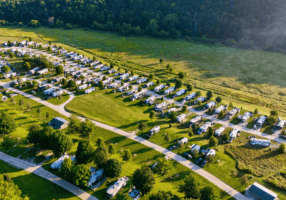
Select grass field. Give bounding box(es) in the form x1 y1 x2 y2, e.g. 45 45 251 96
0 160 80 200
0 91 67 158
2 27 286 116
0 93 233 200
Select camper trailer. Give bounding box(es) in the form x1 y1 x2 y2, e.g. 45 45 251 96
154 102 168 112
137 77 147 84
144 82 154 88
197 122 213 135
148 126 160 135
188 115 203 127
205 101 216 109
215 105 228 114
177 114 187 123
164 87 175 95
184 92 196 101
194 96 207 104
228 128 240 143
117 84 130 92
120 73 130 80
106 177 129 198
84 87 96 94
145 95 156 105
257 115 267 126
131 90 146 101
128 75 139 82
175 89 187 97
214 127 225 136
154 84 166 92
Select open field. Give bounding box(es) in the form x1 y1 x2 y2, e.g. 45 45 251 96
0 93 233 200
0 160 80 200
2 27 286 115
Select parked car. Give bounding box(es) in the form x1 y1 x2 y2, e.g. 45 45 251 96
144 134 150 139
200 160 208 168
183 152 192 160
169 145 178 151
31 91 36 94
196 157 203 164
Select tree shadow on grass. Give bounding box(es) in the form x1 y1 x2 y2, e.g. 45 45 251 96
15 116 28 120
106 136 127 145
161 170 190 183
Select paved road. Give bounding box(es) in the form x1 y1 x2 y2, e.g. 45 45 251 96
0 83 249 200
0 151 98 200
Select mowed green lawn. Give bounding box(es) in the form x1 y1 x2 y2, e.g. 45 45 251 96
0 91 67 158
0 160 80 200
42 123 232 200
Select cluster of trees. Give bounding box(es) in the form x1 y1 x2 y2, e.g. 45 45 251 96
0 0 281 41
180 174 217 200
27 125 73 157
0 174 29 200
22 55 53 71
0 111 17 135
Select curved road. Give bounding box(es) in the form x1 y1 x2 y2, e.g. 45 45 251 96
0 82 249 200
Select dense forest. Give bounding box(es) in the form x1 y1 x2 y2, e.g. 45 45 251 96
0 0 284 49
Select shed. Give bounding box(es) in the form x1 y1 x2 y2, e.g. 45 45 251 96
245 182 279 200
48 117 69 129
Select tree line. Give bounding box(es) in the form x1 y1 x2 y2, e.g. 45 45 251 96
0 0 282 41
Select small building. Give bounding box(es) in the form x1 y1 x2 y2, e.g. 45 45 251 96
206 149 216 157
48 117 69 129
175 89 187 97
1 96 7 101
245 182 279 200
250 138 271 147
164 87 175 95
106 176 129 198
177 114 187 123
275 118 286 130
184 92 196 101
107 69 117 74
148 126 160 135
100 66 110 71
214 127 225 136
51 155 76 169
129 189 140 200
190 144 200 154
178 137 188 145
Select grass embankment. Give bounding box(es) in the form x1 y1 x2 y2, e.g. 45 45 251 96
0 160 80 200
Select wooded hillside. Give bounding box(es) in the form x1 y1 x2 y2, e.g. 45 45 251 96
0 0 281 42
